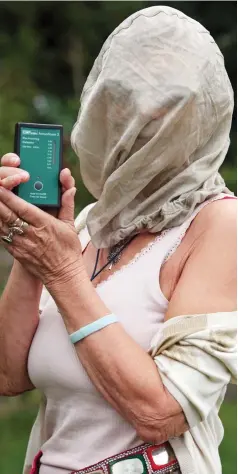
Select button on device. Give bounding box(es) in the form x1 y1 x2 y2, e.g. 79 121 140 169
34 181 43 191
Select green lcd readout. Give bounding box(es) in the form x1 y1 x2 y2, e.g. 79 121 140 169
14 123 63 207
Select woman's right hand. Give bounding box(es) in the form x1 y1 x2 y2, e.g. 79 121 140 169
0 153 75 207
0 153 30 189
0 152 76 217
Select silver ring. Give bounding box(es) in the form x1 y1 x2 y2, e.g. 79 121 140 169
9 218 29 235
1 218 29 244
1 230 14 244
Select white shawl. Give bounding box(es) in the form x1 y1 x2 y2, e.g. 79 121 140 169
150 311 237 474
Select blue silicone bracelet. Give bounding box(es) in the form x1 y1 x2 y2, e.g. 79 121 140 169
69 314 119 344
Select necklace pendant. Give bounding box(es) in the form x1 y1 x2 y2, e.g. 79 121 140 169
108 262 113 270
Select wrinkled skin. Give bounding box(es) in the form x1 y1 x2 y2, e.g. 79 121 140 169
0 153 84 286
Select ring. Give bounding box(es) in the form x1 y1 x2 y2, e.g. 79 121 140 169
9 217 29 235
1 230 14 244
1 218 29 244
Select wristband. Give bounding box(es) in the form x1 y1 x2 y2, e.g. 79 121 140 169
69 313 119 344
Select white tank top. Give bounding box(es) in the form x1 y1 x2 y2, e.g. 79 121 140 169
28 194 230 474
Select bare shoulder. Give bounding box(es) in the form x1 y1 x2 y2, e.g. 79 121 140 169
192 198 237 237
165 198 237 319
184 197 237 259
191 198 237 275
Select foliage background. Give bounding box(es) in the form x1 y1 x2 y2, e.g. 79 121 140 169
0 0 237 204
0 2 236 474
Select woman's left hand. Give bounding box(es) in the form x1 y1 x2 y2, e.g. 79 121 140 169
0 180 85 287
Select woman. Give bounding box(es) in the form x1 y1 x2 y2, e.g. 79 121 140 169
0 6 236 474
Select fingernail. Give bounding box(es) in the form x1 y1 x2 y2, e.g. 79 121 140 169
11 158 19 165
21 172 29 179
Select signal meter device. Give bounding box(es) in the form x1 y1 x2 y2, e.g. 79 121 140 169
14 122 63 208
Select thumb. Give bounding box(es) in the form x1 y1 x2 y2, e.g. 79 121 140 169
58 187 77 223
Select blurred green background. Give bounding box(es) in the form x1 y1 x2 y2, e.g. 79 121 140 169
0 2 236 474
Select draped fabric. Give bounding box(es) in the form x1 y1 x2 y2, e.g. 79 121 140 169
71 5 233 248
150 311 237 474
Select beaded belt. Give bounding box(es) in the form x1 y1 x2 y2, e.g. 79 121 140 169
30 442 180 474
70 442 180 474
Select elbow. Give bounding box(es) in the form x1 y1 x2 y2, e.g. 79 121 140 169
0 389 19 397
131 403 170 444
0 366 17 396
135 416 170 444
0 384 29 397
0 377 16 396
136 426 164 444
0 373 31 397
133 404 188 444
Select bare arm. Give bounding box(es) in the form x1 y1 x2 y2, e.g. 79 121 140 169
165 199 237 319
48 199 236 444
0 260 42 396
0 151 76 396
0 153 41 395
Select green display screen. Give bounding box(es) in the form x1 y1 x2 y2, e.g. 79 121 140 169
17 126 62 206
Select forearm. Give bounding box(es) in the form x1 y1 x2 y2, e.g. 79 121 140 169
0 259 42 395
48 274 188 442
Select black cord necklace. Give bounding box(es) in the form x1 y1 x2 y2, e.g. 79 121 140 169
90 235 137 281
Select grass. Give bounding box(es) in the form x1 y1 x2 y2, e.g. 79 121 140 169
219 401 237 474
0 400 236 474
0 407 36 474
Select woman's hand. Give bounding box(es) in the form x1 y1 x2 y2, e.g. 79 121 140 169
0 152 75 196
0 153 30 188
0 153 84 287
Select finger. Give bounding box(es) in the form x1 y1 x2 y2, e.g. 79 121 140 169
58 187 76 222
0 200 18 228
0 215 12 236
60 168 75 190
0 167 29 180
1 153 21 167
60 168 75 188
0 186 46 226
0 172 30 189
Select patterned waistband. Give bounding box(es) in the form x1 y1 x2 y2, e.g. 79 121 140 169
30 442 180 474
70 442 180 474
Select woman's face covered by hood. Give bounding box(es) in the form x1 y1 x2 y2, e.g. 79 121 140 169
71 6 233 248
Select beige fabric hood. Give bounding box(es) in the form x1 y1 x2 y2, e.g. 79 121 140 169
71 5 234 248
